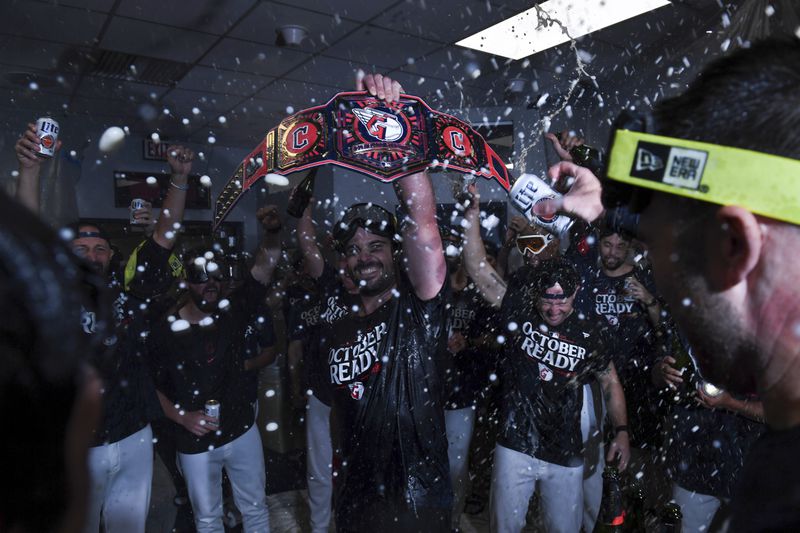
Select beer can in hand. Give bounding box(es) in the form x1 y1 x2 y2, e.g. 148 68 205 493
130 198 146 224
35 117 60 158
508 173 574 241
205 399 220 426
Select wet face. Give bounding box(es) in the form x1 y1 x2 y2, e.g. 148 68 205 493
187 277 222 313
71 225 113 275
344 227 396 297
536 282 577 327
599 233 630 272
638 193 755 393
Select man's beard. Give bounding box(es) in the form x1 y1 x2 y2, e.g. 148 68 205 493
351 260 396 297
189 286 219 313
601 255 624 271
672 263 758 394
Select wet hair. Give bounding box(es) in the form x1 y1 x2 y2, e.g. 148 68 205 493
333 203 398 251
535 258 580 297
69 220 112 245
598 226 634 243
654 39 800 160
0 192 102 531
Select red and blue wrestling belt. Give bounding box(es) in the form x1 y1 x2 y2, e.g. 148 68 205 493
213 91 512 229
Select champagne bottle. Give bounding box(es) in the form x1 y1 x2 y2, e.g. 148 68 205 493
623 478 645 533
287 168 317 218
665 325 698 403
570 144 603 173
594 467 626 532
656 502 682 533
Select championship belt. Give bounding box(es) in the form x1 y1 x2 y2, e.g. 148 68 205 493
213 91 513 230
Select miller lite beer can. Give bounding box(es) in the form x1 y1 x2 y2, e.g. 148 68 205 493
35 117 59 158
130 198 146 224
204 399 220 425
509 173 574 241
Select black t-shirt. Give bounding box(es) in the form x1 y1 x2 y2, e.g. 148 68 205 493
286 280 323 397
498 274 613 467
322 273 452 529
667 403 763 498
149 275 266 454
313 264 358 406
580 266 665 445
440 283 495 409
84 237 174 446
729 424 800 532
240 297 276 404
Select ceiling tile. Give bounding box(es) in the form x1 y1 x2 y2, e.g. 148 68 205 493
285 0 399 22
31 0 118 12
229 1 359 48
162 88 244 116
323 26 441 69
0 1 106 46
100 17 218 63
77 76 169 101
176 65 273 96
372 0 508 44
68 95 140 118
400 46 487 82
255 79 334 108
0 70 79 95
287 56 374 88
0 36 74 72
116 0 257 35
201 38 311 77
0 87 71 116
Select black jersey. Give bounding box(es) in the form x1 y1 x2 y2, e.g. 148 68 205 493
149 275 266 454
83 237 176 446
322 273 452 530
499 275 613 467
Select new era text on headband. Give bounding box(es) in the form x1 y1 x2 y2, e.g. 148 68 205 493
604 129 800 226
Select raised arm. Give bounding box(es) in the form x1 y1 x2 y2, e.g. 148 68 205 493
393 171 446 301
297 199 324 279
152 145 193 250
462 184 507 308
251 205 283 285
595 361 631 470
14 122 50 213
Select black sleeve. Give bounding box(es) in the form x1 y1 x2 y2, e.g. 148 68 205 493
147 319 173 397
259 309 277 349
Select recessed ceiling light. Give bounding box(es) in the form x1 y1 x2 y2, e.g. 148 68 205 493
456 0 670 60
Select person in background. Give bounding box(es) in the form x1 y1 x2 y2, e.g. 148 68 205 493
0 188 103 533
149 207 281 533
541 39 800 531
16 123 191 533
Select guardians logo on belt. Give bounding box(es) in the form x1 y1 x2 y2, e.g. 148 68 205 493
212 91 513 230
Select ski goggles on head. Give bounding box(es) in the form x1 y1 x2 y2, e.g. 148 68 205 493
602 111 800 226
333 203 397 250
516 233 554 257
182 253 225 284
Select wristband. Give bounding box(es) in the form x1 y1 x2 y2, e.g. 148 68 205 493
170 180 189 191
614 425 629 435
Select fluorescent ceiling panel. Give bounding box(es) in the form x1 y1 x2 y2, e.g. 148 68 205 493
456 0 670 60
